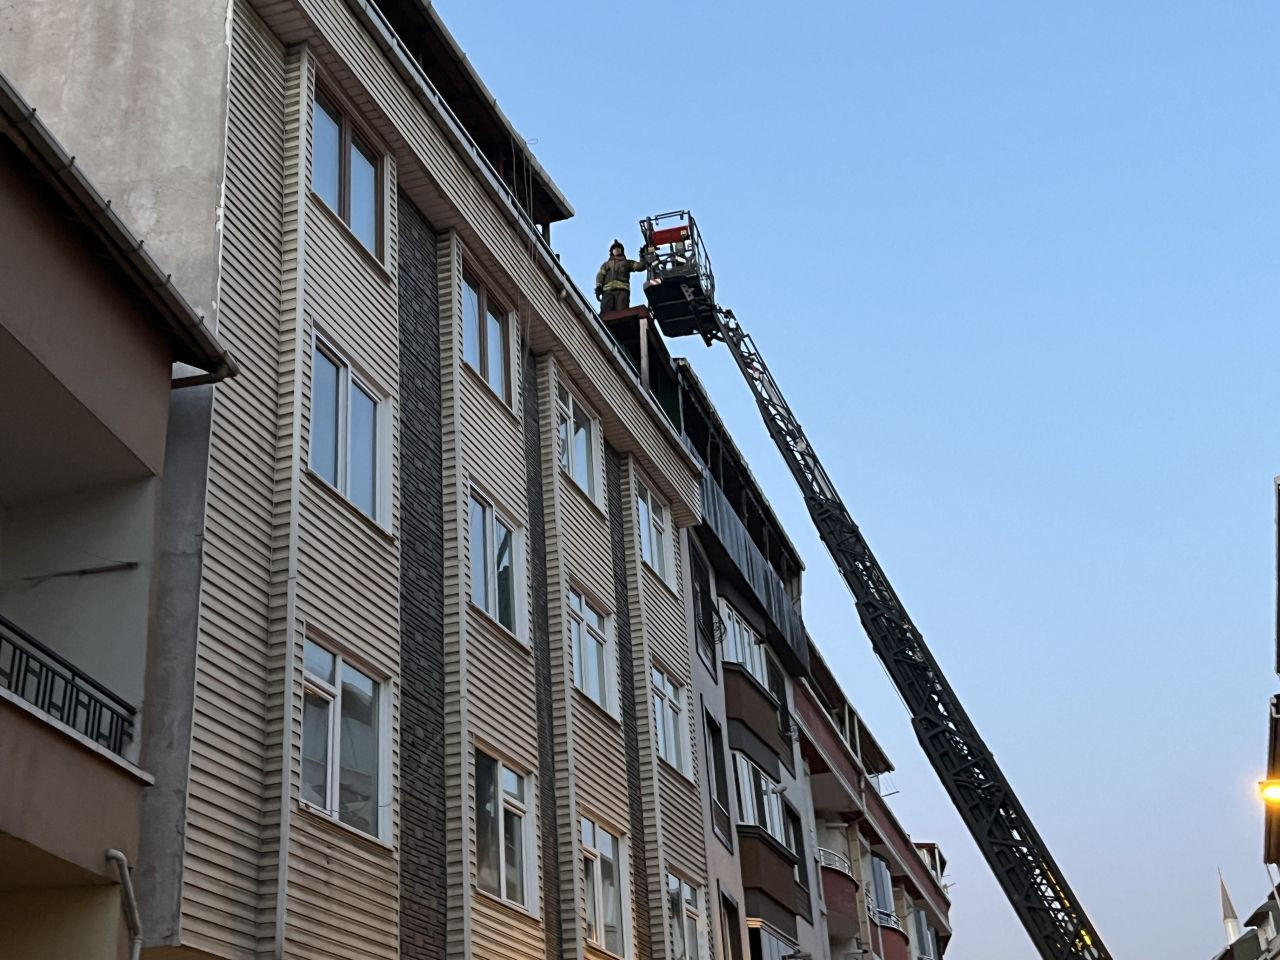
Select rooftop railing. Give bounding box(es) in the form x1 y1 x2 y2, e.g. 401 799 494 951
0 612 135 757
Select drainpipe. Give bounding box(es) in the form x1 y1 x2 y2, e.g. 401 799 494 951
105 849 142 960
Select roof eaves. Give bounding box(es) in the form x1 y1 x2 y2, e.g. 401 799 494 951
0 69 236 381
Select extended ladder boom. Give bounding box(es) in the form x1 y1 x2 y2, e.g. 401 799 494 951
708 306 1110 960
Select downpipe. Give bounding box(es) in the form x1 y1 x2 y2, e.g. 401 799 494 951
105 849 142 960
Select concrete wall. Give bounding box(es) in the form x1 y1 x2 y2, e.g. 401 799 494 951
0 478 160 757
0 0 232 317
0 885 128 960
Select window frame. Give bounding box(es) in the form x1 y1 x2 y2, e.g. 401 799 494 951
462 269 513 404
474 747 535 910
721 601 783 700
665 871 701 960
308 335 391 527
718 888 743 960
704 711 733 850
869 853 900 927
556 378 600 500
911 908 940 960
581 816 628 957
469 491 522 638
299 637 389 841
569 586 614 713
732 752 786 847
651 663 687 774
635 480 670 581
311 89 384 259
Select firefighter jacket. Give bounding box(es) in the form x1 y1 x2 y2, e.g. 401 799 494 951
595 255 647 295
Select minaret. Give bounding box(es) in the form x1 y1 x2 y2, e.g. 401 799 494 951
1221 868 1242 944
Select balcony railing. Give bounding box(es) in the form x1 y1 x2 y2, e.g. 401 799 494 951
0 612 135 756
817 847 853 875
868 899 903 931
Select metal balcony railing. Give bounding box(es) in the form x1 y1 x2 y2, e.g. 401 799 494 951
817 847 853 875
867 898 903 931
0 612 135 756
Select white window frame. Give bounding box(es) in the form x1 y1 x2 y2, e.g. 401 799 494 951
582 816 629 957
556 378 600 500
309 334 391 526
732 752 786 847
666 871 702 960
651 664 687 774
911 908 940 960
570 586 614 712
469 491 523 639
635 479 670 581
462 270 513 404
720 602 781 696
474 747 535 909
300 638 390 841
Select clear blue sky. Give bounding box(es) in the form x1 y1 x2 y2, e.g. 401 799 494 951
436 3 1280 957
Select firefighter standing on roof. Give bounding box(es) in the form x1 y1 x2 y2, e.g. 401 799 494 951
595 240 648 314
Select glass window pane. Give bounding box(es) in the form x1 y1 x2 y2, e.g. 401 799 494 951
310 347 341 485
636 492 651 564
302 691 331 809
592 637 608 710
476 751 499 895
495 519 514 631
582 629 601 704
486 307 506 396
503 807 526 904
349 382 377 517
502 767 525 803
312 100 341 210
572 406 592 491
338 663 378 835
470 498 489 612
581 816 594 849
463 277 482 371
558 410 571 473
304 640 335 685
668 874 686 960
684 915 698 959
349 137 378 252
600 832 624 954
583 855 599 942
652 515 668 579
571 619 584 690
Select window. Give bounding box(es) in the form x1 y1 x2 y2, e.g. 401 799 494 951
732 753 785 845
767 659 791 741
869 854 899 927
749 927 797 960
557 381 598 498
722 603 781 698
301 640 382 838
582 817 626 956
652 665 686 772
570 588 611 710
636 482 669 580
689 552 717 677
475 749 531 907
719 891 743 960
311 95 381 255
911 909 940 960
310 339 386 522
470 494 518 634
462 273 510 401
704 714 732 847
784 806 806 888
666 873 700 960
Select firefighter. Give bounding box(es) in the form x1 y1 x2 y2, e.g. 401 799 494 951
594 240 649 314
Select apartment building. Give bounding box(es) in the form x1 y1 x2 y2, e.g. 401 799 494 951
0 70 234 959
0 4 956 960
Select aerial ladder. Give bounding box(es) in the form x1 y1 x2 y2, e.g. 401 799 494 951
639 211 1111 960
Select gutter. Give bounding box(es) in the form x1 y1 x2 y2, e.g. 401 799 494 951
0 69 237 382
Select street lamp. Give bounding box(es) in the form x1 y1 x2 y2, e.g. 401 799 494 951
1260 780 1280 805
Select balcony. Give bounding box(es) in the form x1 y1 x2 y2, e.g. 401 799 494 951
698 472 808 673
0 613 135 756
818 847 860 939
